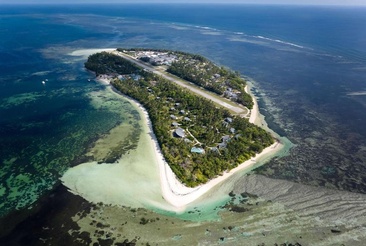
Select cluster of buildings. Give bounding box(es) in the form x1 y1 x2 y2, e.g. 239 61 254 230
224 87 239 100
210 117 238 152
134 51 178 66
170 111 238 155
195 64 241 101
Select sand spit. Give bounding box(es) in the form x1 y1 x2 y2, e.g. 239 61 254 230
62 49 285 213
68 48 116 58
347 91 366 96
249 86 260 125
61 85 173 211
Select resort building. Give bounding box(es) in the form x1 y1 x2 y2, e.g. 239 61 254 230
191 147 205 154
174 128 186 138
222 135 231 143
225 117 233 123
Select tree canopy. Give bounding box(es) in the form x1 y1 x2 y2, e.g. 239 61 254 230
85 50 273 187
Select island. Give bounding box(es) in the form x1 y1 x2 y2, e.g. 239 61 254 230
84 49 275 187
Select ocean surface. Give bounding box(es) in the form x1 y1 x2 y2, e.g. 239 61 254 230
1 3 366 226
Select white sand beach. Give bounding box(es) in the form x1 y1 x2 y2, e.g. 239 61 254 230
61 49 284 212
68 48 116 58
158 140 282 211
247 83 261 125
152 87 283 210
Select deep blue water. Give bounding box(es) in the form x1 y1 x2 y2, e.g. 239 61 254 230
1 4 366 217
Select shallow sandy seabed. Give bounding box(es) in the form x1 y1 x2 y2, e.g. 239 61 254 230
70 177 366 246
61 86 172 211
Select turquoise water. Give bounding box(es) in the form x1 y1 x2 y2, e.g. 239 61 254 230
1 4 366 217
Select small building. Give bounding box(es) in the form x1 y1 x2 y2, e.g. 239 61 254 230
191 147 205 154
230 127 236 134
170 115 177 120
171 122 179 127
224 91 238 99
180 110 186 114
218 142 227 149
184 117 191 121
210 147 219 153
230 94 238 99
225 117 233 123
174 128 186 138
131 74 142 81
222 135 231 142
184 138 192 143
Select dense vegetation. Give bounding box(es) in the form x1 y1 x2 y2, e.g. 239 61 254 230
167 53 254 109
85 51 273 187
117 48 253 109
85 51 141 76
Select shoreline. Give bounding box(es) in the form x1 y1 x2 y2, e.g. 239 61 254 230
97 78 283 212
246 83 263 126
64 48 284 212
248 85 260 125
151 81 283 210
